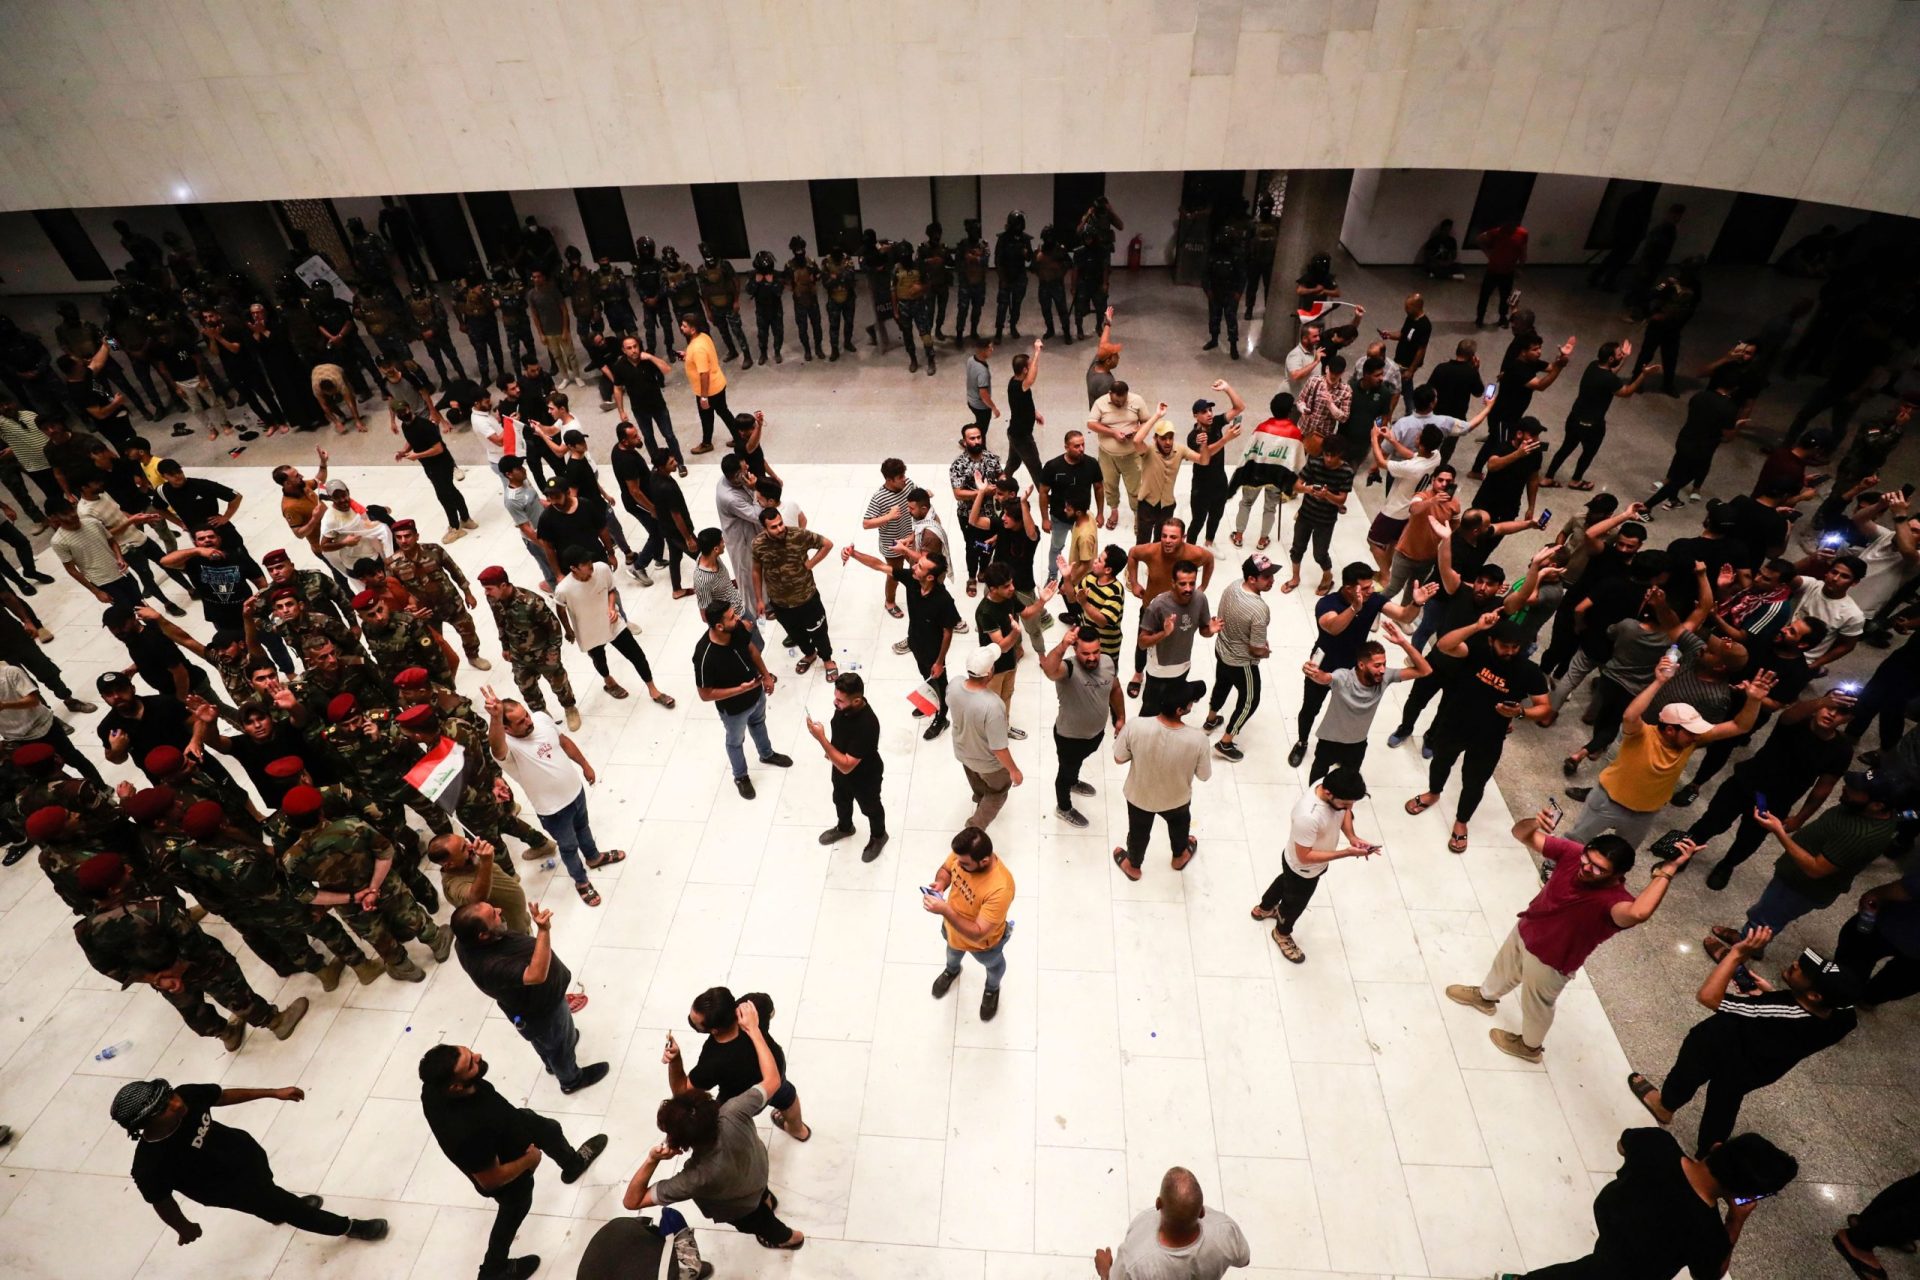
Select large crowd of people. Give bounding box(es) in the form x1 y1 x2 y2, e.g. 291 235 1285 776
0 197 1916 1280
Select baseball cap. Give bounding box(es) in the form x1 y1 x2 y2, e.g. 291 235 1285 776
1191 398 1215 414
318 479 348 497
1843 769 1899 803
964 647 999 678
1242 554 1277 580
95 672 133 694
1151 419 1176 436
1658 703 1715 735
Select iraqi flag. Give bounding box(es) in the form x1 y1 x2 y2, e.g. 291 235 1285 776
404 735 468 815
1296 298 1356 324
907 680 941 717
497 412 524 457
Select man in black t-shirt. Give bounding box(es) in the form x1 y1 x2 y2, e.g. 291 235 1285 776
1405 614 1548 853
808 670 887 859
665 986 810 1140
843 542 960 737
1649 368 1745 510
1682 693 1853 887
1422 340 1483 421
693 601 791 797
535 479 613 568
112 1077 388 1246
160 527 261 635
1037 430 1103 580
605 336 684 470
95 674 195 765
102 606 222 703
452 900 609 1094
1470 415 1545 523
419 1043 609 1280
1382 292 1431 378
1546 339 1657 487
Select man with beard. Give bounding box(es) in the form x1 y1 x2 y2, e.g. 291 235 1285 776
1041 623 1124 829
1447 806 1688 1062
692 601 792 802
843 540 959 739
1302 621 1429 781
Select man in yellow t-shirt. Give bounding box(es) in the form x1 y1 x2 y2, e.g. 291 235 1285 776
924 825 1016 1021
678 314 732 456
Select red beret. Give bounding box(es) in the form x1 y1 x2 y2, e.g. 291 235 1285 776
24 805 69 842
10 742 58 772
264 755 306 779
392 518 416 533
325 693 359 723
281 785 325 818
393 667 431 689
123 787 177 823
477 565 509 586
351 590 377 610
262 548 291 566
267 586 297 604
143 746 185 778
181 801 224 839
396 704 438 731
74 852 126 894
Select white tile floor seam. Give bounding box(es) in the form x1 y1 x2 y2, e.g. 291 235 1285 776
0 449 1660 1280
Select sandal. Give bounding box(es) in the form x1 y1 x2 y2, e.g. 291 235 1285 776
1111 848 1142 881
1562 753 1583 777
604 682 630 699
1280 577 1300 594
1570 480 1595 491
1833 1232 1889 1279
576 881 601 906
1448 827 1469 854
1271 928 1305 963
1849 1216 1918 1254
585 849 626 869
823 665 840 682
1539 476 1560 488
1230 531 1244 547
774 1113 812 1142
566 992 590 1013
1171 836 1198 870
1250 904 1277 920
885 604 904 619
794 655 816 674
1255 537 1270 550
1627 1072 1667 1123
1404 794 1437 816
966 579 978 597
1126 677 1142 698
650 691 676 709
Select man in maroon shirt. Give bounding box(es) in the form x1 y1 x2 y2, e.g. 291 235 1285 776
1446 805 1688 1061
1474 223 1529 328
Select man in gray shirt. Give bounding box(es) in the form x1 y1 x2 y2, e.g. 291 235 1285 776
526 269 583 388
965 340 997 432
1139 562 1221 713
1112 677 1211 881
1304 619 1429 781
1042 624 1124 828
949 646 1021 828
1206 555 1276 761
498 456 554 589
1097 1165 1249 1280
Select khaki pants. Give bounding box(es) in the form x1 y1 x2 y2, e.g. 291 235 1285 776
1098 448 1143 513
1478 925 1572 1050
961 764 1011 829
986 665 1016 711
543 332 583 382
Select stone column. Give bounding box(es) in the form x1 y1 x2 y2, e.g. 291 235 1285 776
1255 169 1354 362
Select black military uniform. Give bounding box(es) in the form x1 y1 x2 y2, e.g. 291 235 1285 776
493 268 537 370
631 237 677 358
1203 229 1246 355
822 248 859 360
662 247 705 330
457 275 505 385
746 252 786 365
992 211 1034 339
1071 239 1106 340
1243 197 1280 318
919 225 953 338
407 285 465 384
785 237 824 361
592 259 637 335
1033 227 1073 342
954 219 988 344
696 243 749 365
891 242 936 376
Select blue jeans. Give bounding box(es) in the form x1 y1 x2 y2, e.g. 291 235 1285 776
1045 520 1071 583
535 787 600 883
720 691 775 779
631 403 682 461
943 919 1014 993
1745 876 1825 936
514 997 582 1086
520 536 555 588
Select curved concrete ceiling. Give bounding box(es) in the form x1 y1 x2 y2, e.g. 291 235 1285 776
1 0 1916 216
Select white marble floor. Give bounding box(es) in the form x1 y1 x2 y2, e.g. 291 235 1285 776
0 453 1653 1280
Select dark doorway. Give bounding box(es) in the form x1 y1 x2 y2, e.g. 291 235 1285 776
1585 179 1660 252
809 179 863 254
32 210 111 282
1054 173 1105 237
1710 193 1796 265
408 194 481 279
574 187 634 261
464 191 519 266
930 176 978 233
1181 171 1246 219
689 183 750 260
1466 170 1536 241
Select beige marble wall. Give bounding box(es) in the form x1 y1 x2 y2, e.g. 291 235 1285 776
1 0 1915 216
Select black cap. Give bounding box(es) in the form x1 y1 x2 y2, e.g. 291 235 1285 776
97 672 134 693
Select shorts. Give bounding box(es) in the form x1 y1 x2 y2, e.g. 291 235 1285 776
1367 512 1408 547
768 1078 797 1110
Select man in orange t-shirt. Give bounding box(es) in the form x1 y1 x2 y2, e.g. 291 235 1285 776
679 314 731 456
923 825 1016 1022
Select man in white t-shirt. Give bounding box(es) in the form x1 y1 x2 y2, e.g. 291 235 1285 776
1248 767 1377 963
553 550 673 704
315 480 393 582
1366 419 1446 569
482 686 623 905
1791 554 1866 670
1844 493 1919 620
1096 1165 1250 1280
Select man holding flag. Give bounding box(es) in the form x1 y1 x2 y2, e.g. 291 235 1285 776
395 703 558 864
480 686 623 907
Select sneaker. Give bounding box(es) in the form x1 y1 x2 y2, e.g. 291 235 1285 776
735 775 756 799
346 1218 389 1241
1420 741 1434 760
162 601 187 618
631 565 654 586
443 526 466 543
1704 860 1733 892
930 969 957 999
1007 727 1027 740
62 697 98 714
1214 741 1244 762
818 825 853 845
1070 780 1096 797
1489 1028 1543 1063
980 988 1000 1021
1201 714 1223 732
922 715 948 740
1445 984 1497 1015
861 834 888 862
891 639 913 655
1286 741 1306 767
1386 731 1408 748
461 518 479 530
1564 786 1592 802
496 1255 541 1280
1055 805 1089 828
560 1062 611 1095
1671 783 1699 807
760 752 794 768
562 1132 609 1182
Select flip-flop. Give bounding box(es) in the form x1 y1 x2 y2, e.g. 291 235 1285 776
1230 532 1244 547
774 1113 812 1142
1250 904 1276 920
604 683 630 699
1627 1072 1667 1122
1126 678 1142 698
651 692 676 708
1570 480 1595 491
566 992 590 1012
1405 794 1437 816
586 849 626 869
1280 578 1300 594
1255 538 1270 550
966 580 978 597
823 666 840 682
1540 477 1560 488
1833 1233 1889 1280
795 655 816 674
1111 849 1142 881
885 604 904 619
1448 828 1469 854
1171 836 1198 870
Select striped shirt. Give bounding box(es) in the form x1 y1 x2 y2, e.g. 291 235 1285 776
0 411 49 470
1214 579 1270 667
1771 806 1897 905
51 514 127 584
1079 573 1127 657
865 482 914 553
1296 457 1352 528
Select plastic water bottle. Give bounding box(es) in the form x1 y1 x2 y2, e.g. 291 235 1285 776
95 1040 133 1061
541 858 558 871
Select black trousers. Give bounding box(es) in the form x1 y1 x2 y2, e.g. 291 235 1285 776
1580 677 1635 756
1053 729 1103 810
1850 1170 1920 1251
420 462 470 529
1475 270 1514 324
909 638 948 717
480 1109 584 1276
1258 863 1320 932
1836 921 1920 1007
1135 499 1177 546
1309 736 1367 782
1426 729 1503 822
1124 800 1191 868
1189 482 1228 543
1548 417 1606 482
1392 668 1443 738
832 769 887 836
792 297 823 355
1686 776 1772 873
1296 674 1330 741
994 276 1028 333
1289 518 1333 571
1002 429 1043 483
1209 659 1261 738
1037 281 1069 336
1846 659 1919 752
215 1179 350 1236
1206 290 1240 345
633 510 688 591
695 386 732 447
587 628 653 684
725 1191 797 1247
1647 447 1716 508
1634 318 1682 394
1657 1019 1776 1154
775 591 833 663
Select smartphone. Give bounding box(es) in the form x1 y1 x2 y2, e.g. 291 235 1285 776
1483 382 1498 400
1805 473 1830 488
919 884 944 899
1834 681 1862 699
1731 965 1762 996
106 336 119 350
1545 796 1563 821
1733 1192 1774 1207
1821 532 1847 549
1754 791 1770 818
1536 508 1552 529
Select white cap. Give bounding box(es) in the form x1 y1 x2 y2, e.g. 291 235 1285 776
965 647 999 678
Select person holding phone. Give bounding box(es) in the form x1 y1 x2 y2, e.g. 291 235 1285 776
1628 924 1859 1155
1493 1129 1797 1280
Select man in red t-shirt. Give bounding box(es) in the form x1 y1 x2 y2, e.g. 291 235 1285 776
1474 224 1529 328
1445 805 1687 1061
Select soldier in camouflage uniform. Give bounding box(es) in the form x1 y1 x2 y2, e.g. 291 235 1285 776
143 741 265 831
456 272 505 386
479 564 579 729
315 693 454 839
387 519 490 668
919 223 953 339
291 634 392 718
262 546 358 626
264 587 367 665
72 852 308 1051
395 703 556 859
493 265 538 370
278 785 449 982
822 243 859 360
259 754 441 909
170 799 382 989
591 255 636 336
353 591 456 686
783 236 823 362
953 218 989 345
407 281 466 384
28 801 167 915
392 665 489 743
891 240 936 376
12 742 140 860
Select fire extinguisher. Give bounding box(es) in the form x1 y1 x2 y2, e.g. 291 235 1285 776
1127 234 1143 272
